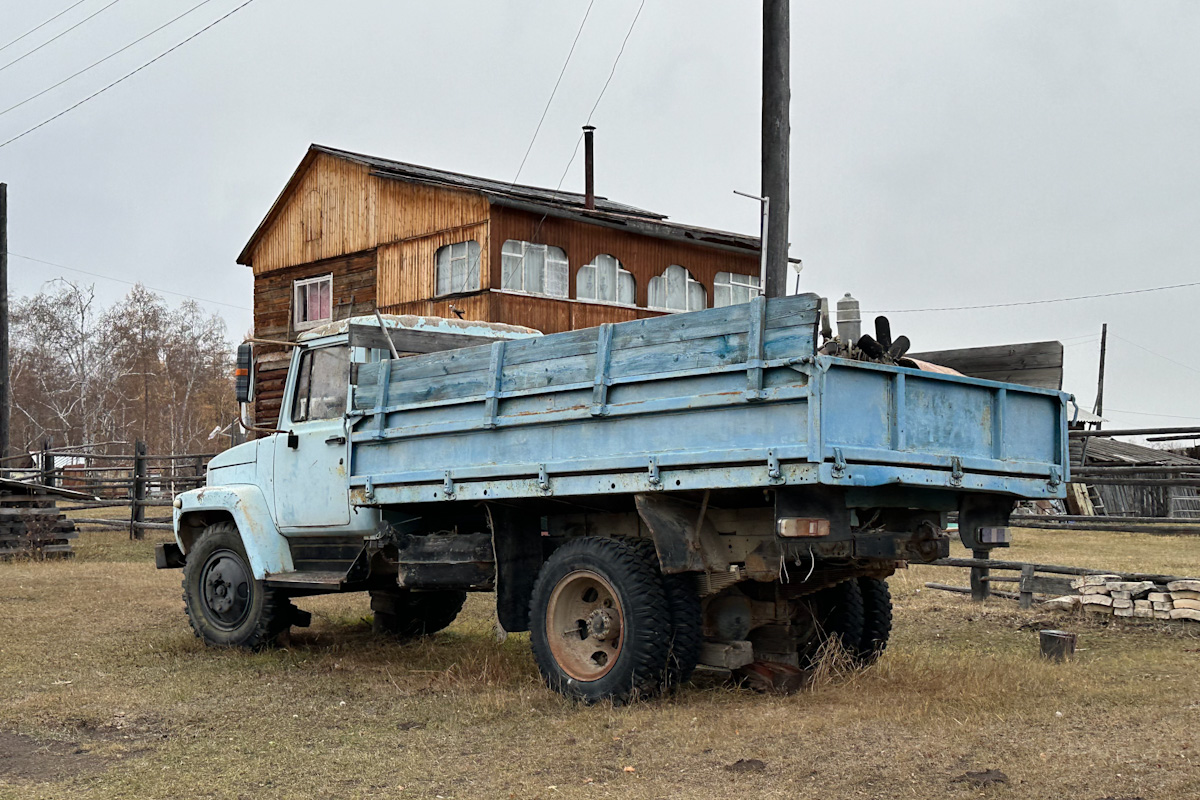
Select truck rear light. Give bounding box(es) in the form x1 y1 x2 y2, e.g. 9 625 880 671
777 517 830 538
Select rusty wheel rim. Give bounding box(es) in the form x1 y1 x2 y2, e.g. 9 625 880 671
546 570 625 682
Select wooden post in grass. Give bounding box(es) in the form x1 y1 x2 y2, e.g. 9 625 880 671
970 548 990 601
130 440 147 540
1019 564 1036 610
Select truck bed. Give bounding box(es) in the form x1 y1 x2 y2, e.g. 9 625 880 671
348 294 1068 506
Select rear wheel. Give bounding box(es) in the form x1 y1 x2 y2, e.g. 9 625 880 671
855 577 892 665
797 578 864 667
529 537 670 704
371 589 466 637
628 538 702 689
182 521 290 649
661 573 703 688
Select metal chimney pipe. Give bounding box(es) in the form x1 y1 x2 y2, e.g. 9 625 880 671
583 125 596 210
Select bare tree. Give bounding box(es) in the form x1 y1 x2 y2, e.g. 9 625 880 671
11 281 235 456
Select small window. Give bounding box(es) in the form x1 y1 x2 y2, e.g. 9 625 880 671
293 274 333 329
500 240 568 298
291 345 350 422
435 240 482 296
648 265 706 312
713 272 761 308
577 254 636 306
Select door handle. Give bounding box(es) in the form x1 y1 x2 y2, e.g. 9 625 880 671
324 435 347 446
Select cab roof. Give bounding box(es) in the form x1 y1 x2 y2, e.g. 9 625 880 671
296 314 542 343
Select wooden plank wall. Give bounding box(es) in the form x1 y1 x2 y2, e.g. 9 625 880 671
247 152 489 275
488 205 761 309
252 250 377 426
376 220 491 308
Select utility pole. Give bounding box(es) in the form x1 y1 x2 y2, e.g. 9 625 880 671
1093 322 1107 430
0 183 9 461
761 0 790 298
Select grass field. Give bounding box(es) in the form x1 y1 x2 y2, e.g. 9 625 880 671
2 523 1199 799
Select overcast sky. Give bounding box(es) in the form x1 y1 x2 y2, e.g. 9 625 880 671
2 0 1198 434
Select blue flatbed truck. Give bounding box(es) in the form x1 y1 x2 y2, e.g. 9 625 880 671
159 294 1069 702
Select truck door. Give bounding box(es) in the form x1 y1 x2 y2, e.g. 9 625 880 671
274 344 351 528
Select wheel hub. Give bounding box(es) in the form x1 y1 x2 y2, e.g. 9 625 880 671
200 550 252 630
546 570 626 682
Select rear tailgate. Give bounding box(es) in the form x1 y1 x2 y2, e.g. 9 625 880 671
812 356 1069 498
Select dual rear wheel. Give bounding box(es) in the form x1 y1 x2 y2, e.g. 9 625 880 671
528 536 701 704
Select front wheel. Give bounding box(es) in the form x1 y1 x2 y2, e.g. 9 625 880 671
529 537 670 704
182 521 291 649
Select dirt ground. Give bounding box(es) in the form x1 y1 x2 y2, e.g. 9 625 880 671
1 524 1198 799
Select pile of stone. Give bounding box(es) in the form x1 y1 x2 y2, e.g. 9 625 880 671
1071 575 1200 622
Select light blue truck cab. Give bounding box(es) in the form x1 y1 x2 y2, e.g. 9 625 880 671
162 295 1069 703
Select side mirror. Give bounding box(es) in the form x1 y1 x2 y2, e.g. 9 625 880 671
235 343 254 403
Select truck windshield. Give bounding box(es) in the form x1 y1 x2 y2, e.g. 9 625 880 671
291 345 349 422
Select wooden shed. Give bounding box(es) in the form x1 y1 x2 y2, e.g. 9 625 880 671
238 144 764 426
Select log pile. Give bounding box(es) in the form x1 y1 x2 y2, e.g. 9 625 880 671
0 479 81 560
1071 575 1200 622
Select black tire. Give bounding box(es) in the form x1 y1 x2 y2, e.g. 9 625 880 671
661 573 703 689
529 537 671 704
371 589 467 637
799 578 865 666
626 537 702 690
182 521 290 649
856 577 892 665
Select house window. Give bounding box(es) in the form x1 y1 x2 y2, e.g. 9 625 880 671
500 240 568 298
577 254 636 306
713 271 761 308
293 274 333 329
648 265 706 312
435 239 482 296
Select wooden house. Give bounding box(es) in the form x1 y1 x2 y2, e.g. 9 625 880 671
238 144 764 425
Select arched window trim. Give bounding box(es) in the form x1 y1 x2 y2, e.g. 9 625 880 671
576 253 637 307
648 264 707 312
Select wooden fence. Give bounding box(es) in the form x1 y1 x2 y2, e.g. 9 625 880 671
0 442 215 540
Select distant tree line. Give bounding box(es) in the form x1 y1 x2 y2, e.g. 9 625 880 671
9 280 236 459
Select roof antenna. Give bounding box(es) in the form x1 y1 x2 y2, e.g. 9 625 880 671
583 125 596 210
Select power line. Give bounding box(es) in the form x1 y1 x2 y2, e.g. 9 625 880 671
0 0 218 120
1110 333 1200 376
9 252 251 312
585 0 646 125
0 0 90 55
511 0 595 186
872 279 1200 314
552 0 648 194
0 0 124 75
1105 408 1200 421
0 0 260 151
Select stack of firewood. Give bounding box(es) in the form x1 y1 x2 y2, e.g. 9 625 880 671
0 488 76 559
1071 575 1200 622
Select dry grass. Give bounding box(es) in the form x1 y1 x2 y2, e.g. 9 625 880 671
1 526 1199 799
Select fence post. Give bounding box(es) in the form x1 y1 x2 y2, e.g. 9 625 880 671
1018 564 1035 610
130 440 147 540
970 548 990 601
40 439 56 488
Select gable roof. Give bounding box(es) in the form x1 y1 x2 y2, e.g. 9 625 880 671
237 144 760 266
